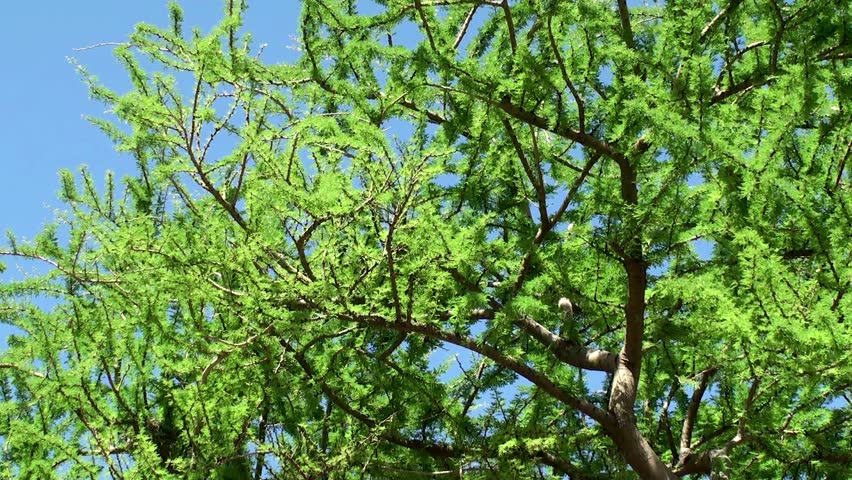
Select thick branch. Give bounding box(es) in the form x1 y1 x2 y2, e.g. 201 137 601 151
675 377 758 476
500 0 517 54
601 148 671 478
679 367 718 457
536 451 608 479
444 259 615 372
616 0 635 49
609 157 646 419
700 0 743 43
711 75 772 104
516 317 617 372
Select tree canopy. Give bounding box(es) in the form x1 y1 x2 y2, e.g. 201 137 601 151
1 0 851 478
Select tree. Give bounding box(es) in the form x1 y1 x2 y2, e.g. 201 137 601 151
1 0 851 477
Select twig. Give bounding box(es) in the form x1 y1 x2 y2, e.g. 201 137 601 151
0 363 46 379
72 42 128 51
547 15 584 133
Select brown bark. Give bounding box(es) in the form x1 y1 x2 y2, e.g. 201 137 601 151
606 418 679 480
602 151 677 478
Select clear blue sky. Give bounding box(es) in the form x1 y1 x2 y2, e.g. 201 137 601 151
0 3 301 243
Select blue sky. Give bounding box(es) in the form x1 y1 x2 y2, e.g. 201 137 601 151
0 3 302 244
0 2 304 347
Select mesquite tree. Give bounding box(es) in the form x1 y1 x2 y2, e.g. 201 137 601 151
2 0 851 478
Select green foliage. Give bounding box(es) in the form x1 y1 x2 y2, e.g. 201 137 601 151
2 0 851 478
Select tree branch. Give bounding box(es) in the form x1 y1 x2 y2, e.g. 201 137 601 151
515 316 617 372
616 0 635 49
547 15 585 133
679 367 718 458
497 97 625 163
453 5 479 50
501 118 548 225
500 0 517 54
414 0 438 52
0 362 46 379
345 313 611 425
675 377 758 476
294 341 459 460
711 75 773 105
700 0 743 43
